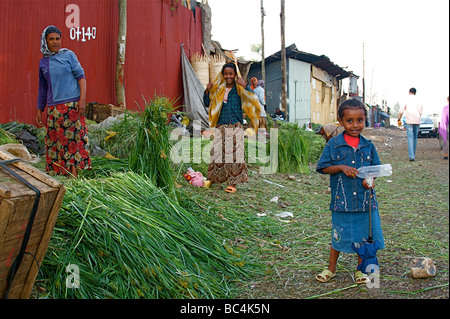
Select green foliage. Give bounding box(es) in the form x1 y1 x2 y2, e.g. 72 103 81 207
0 122 45 151
0 128 17 145
129 96 176 195
42 172 252 299
273 121 325 174
88 113 140 159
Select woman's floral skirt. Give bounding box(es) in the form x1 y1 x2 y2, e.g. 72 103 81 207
45 101 91 175
208 122 248 186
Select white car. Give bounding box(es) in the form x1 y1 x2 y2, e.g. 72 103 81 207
418 118 437 138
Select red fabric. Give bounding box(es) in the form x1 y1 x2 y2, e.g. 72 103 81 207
45 102 91 175
344 133 360 148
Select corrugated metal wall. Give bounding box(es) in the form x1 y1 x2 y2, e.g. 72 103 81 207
0 0 202 124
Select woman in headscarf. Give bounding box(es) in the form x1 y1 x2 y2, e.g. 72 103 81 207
250 77 258 91
35 25 91 177
203 62 261 193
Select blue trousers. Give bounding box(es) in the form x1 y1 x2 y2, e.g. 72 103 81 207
405 124 419 160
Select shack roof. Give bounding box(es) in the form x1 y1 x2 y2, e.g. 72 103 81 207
259 44 356 80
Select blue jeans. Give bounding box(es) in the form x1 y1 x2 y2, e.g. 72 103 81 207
405 124 419 160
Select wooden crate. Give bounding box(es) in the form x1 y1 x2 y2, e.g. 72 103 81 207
0 150 65 299
86 102 127 123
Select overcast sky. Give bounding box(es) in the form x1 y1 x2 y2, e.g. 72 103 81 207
208 0 449 115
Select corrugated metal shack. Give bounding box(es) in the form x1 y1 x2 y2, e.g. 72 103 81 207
248 44 355 127
0 0 203 125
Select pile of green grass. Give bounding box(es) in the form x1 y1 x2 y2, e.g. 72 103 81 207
39 97 327 299
87 113 141 160
87 96 178 194
41 172 254 299
275 121 325 174
129 96 176 195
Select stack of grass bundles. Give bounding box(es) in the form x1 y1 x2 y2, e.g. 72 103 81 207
41 172 251 299
276 122 310 174
209 54 226 83
191 53 210 89
129 96 175 195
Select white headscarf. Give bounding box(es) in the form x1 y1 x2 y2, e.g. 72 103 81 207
40 25 68 57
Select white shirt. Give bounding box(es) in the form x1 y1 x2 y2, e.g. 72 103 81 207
399 94 423 124
253 86 266 117
224 87 232 102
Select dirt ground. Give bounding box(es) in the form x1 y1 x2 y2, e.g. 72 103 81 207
195 126 449 300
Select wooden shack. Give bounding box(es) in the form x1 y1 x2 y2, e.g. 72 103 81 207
248 44 355 126
85 103 128 123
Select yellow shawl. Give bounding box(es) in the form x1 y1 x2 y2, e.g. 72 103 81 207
208 59 261 132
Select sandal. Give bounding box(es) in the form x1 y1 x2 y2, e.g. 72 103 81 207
355 270 369 284
225 186 237 193
315 269 336 283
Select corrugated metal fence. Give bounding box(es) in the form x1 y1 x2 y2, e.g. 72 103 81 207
0 0 202 124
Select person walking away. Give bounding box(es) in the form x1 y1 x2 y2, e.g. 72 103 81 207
438 97 449 160
315 98 385 284
35 25 91 178
253 80 267 131
203 63 261 193
397 88 423 161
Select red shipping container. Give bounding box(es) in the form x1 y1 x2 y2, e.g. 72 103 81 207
0 0 203 124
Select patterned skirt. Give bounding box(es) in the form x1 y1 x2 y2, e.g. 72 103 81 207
45 101 91 175
207 123 248 186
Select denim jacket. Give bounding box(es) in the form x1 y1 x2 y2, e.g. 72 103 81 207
316 133 381 212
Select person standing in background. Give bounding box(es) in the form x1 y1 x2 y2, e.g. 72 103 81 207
250 77 258 91
438 97 449 160
397 88 423 161
253 80 267 131
203 63 261 193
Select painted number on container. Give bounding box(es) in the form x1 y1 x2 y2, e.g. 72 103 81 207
70 27 97 42
66 4 97 42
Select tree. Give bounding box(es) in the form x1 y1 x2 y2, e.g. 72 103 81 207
250 43 262 60
280 0 287 116
261 0 266 84
116 0 127 108
362 42 365 105
391 102 401 117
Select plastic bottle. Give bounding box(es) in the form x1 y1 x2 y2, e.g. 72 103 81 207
357 164 392 178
